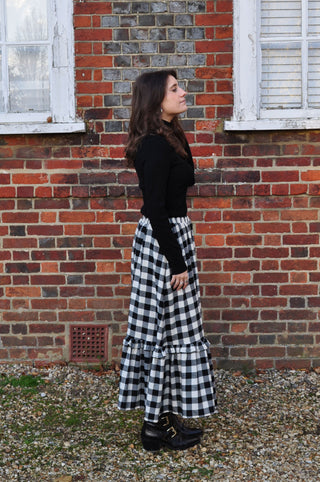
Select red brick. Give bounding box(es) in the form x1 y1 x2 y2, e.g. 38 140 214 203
224 260 260 271
262 171 299 182
8 349 27 359
31 299 67 309
74 16 91 28
283 234 318 245
74 2 112 14
3 212 39 223
248 347 286 358
30 276 66 285
280 285 318 296
12 173 49 184
197 247 232 259
85 274 121 285
224 211 260 221
250 322 286 333
196 67 232 79
59 311 95 322
6 287 41 297
226 235 262 246
281 259 317 271
222 334 258 344
27 348 63 360
196 93 233 105
253 248 289 258
216 0 233 12
28 225 64 236
29 326 65 336
15 147 51 159
282 209 318 221
216 27 233 40
2 336 37 347
60 262 96 272
251 297 287 308
60 286 95 298
253 273 288 283
196 13 233 26
255 222 290 233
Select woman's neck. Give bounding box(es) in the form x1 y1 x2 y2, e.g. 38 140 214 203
161 113 174 123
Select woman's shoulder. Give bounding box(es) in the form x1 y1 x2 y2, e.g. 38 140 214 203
136 134 173 160
139 133 171 150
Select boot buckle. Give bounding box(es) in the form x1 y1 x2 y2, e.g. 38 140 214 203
167 425 177 438
161 415 170 427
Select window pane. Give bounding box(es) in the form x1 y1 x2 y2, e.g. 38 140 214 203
0 48 3 112
261 44 302 109
261 0 302 38
6 0 48 42
308 43 320 107
309 1 320 35
8 46 49 112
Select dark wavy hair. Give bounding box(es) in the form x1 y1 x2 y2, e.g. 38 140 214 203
125 70 188 167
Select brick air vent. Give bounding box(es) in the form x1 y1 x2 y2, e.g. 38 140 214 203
70 325 108 362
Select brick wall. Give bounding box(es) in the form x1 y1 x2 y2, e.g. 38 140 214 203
1 0 320 370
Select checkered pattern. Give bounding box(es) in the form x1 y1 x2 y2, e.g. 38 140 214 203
118 217 217 423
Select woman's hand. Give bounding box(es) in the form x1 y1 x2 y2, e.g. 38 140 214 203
170 270 188 291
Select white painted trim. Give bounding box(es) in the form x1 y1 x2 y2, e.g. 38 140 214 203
0 121 86 134
231 0 258 123
227 0 320 131
51 0 77 123
225 118 320 131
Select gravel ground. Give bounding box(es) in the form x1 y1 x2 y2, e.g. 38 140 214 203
1 364 320 481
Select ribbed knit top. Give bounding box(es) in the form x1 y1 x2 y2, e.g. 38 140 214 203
134 126 195 274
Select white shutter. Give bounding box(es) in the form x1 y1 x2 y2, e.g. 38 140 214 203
260 0 302 37
259 0 320 113
261 44 302 109
0 47 3 111
308 2 320 108
308 43 320 107
308 1 320 34
260 1 303 111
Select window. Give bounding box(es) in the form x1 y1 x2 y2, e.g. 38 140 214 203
225 0 320 130
0 0 85 134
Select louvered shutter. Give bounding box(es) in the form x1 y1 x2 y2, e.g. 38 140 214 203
260 0 320 112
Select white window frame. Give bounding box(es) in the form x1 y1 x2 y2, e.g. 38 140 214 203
0 0 85 134
225 0 320 131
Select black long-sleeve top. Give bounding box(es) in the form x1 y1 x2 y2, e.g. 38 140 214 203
134 128 195 274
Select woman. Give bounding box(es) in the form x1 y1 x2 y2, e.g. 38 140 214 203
118 70 217 451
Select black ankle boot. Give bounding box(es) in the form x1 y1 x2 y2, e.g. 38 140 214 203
141 419 200 452
159 412 203 437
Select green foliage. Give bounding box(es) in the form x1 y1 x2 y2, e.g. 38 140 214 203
0 374 43 389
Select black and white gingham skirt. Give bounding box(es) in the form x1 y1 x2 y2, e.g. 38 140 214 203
118 216 217 423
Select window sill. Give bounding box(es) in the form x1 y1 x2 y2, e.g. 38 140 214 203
225 118 320 131
0 121 86 135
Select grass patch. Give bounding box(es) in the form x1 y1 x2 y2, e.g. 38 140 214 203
0 374 44 389
65 414 82 427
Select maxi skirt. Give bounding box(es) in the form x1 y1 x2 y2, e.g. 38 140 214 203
118 216 217 423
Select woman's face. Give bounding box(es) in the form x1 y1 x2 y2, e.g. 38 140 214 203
161 75 187 122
